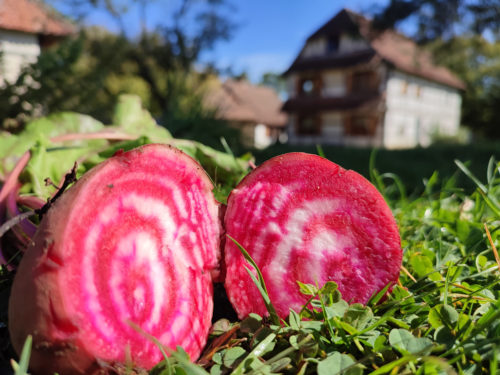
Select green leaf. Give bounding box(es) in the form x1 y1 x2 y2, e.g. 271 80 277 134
297 281 318 296
434 326 456 349
343 304 373 330
374 335 387 352
429 304 459 329
289 309 301 330
320 281 338 295
209 364 223 375
211 319 232 335
317 352 362 375
240 315 262 334
410 253 435 278
112 94 172 140
325 300 349 318
222 347 246 368
389 329 433 355
212 352 223 365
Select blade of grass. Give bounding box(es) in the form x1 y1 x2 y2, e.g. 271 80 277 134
484 223 500 272
231 332 277 375
11 335 32 375
227 235 280 325
127 320 208 375
380 172 407 202
316 144 325 158
369 148 385 194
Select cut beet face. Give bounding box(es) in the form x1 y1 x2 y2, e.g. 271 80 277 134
8 144 221 374
224 153 402 319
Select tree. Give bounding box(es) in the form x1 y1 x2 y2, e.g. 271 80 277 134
372 0 500 139
260 72 287 99
428 36 500 138
372 0 500 43
0 0 241 150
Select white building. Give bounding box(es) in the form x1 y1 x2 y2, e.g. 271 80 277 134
0 0 74 84
282 9 464 149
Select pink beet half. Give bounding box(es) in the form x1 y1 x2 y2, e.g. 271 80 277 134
9 144 221 374
224 153 402 319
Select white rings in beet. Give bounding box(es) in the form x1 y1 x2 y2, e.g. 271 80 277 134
224 153 402 319
8 144 221 374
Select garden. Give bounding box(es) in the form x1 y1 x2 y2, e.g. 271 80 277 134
1 98 499 374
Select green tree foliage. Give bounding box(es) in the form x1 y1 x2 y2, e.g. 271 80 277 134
428 36 500 138
372 0 500 43
0 0 241 151
260 72 287 99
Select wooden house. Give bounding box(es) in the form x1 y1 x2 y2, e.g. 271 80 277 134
282 9 464 148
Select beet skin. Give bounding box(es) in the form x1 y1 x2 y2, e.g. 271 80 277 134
8 144 221 374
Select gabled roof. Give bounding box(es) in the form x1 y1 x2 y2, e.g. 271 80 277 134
285 9 465 90
204 79 287 128
0 0 75 36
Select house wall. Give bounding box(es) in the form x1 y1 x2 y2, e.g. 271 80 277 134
286 75 296 99
383 70 462 149
338 34 369 53
232 122 257 149
230 121 282 149
288 111 384 146
322 71 345 96
302 38 327 58
0 30 40 84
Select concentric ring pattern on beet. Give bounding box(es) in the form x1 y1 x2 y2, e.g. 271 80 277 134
8 144 221 374
224 152 402 319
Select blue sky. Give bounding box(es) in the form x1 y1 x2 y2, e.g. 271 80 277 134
54 0 390 82
199 0 388 81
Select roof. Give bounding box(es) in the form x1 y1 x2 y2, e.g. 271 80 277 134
0 0 75 36
285 49 376 74
204 79 288 128
284 9 465 90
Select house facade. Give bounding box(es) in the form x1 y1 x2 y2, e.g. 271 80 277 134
282 9 464 149
204 79 287 149
0 0 74 84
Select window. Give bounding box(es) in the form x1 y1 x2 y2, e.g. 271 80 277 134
297 114 320 135
299 77 321 97
351 71 378 93
302 80 314 94
327 35 339 53
346 116 376 136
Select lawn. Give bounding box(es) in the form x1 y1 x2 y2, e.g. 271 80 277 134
252 142 500 196
1 101 499 374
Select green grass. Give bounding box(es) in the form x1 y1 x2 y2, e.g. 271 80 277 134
2 103 499 374
4 152 500 374
145 155 500 375
251 142 500 195
161 154 500 375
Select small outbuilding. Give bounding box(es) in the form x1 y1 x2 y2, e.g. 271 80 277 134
0 0 75 83
204 79 287 149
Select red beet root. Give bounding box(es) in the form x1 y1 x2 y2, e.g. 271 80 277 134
8 144 221 374
224 153 402 319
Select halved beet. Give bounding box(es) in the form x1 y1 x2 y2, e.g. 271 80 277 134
8 144 221 374
224 153 402 319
